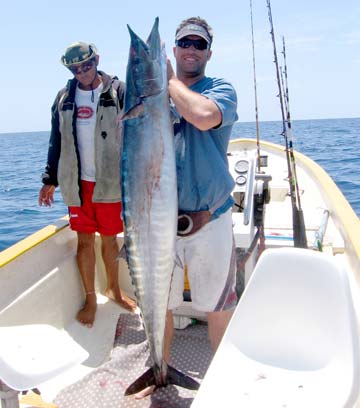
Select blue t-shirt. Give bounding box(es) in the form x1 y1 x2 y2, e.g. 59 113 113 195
174 76 238 214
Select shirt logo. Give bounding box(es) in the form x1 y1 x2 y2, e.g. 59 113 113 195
77 106 93 119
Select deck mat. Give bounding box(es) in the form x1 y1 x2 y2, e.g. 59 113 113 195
54 313 213 408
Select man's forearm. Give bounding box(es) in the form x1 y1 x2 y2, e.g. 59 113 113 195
168 77 222 131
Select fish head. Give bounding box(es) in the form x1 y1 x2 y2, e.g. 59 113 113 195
124 17 166 116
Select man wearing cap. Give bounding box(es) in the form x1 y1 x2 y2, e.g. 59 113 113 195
166 16 238 365
39 42 136 327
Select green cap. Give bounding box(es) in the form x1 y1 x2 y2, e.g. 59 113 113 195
61 42 97 67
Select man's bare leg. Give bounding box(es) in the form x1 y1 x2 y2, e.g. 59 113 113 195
76 232 97 327
207 309 234 352
163 310 174 363
101 235 136 312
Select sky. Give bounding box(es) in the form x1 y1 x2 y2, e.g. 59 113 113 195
0 0 359 133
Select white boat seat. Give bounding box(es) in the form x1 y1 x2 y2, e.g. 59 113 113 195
193 248 360 408
0 324 88 391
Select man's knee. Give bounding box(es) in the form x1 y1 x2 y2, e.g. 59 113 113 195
77 232 95 250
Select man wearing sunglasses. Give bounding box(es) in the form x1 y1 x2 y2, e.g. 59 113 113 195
166 16 238 368
39 42 136 327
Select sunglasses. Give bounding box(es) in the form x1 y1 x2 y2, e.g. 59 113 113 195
176 38 209 51
68 58 95 75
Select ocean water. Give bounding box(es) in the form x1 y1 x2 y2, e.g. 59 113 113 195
0 117 359 252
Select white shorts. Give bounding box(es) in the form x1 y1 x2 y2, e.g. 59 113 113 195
168 209 237 312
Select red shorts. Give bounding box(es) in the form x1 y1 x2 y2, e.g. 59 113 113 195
68 180 123 235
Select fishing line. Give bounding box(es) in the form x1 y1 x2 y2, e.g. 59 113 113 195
249 0 261 172
249 0 269 256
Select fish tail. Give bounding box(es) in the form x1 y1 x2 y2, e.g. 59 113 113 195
167 364 200 390
124 367 156 396
124 365 200 395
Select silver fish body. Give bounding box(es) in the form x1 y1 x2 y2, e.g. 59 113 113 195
121 18 199 395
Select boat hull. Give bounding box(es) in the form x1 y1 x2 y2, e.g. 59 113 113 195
1 138 360 406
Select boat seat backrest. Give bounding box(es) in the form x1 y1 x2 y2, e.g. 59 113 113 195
0 324 88 391
229 248 359 371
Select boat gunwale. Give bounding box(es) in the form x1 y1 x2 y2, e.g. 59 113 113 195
0 216 69 268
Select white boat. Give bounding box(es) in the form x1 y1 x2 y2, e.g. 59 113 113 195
1 138 360 407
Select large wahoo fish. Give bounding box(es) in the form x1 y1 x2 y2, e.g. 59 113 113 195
121 18 199 395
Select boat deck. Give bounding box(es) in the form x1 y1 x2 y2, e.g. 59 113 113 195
52 313 212 408
15 306 212 407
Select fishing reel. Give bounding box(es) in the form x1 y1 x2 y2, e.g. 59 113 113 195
253 172 272 226
229 152 271 224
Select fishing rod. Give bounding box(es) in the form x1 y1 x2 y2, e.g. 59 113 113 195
281 37 303 216
249 0 261 172
266 0 307 248
249 0 274 257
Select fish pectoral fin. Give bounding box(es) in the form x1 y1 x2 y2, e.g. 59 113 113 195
117 244 127 261
167 365 200 390
121 103 145 121
124 367 156 396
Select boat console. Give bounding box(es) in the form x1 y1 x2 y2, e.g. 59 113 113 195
228 150 271 284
